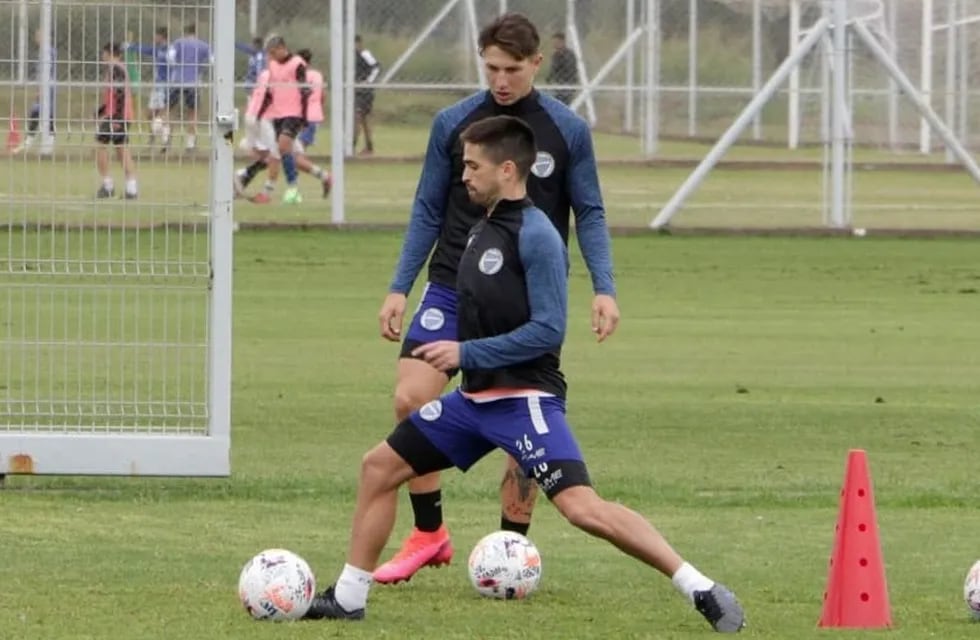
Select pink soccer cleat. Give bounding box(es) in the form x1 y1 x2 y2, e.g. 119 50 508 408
373 525 453 584
250 192 271 204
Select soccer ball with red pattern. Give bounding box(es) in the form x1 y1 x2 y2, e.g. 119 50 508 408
468 531 542 600
238 548 316 620
965 559 980 621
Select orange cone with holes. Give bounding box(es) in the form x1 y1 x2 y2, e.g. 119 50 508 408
6 112 22 152
818 449 892 628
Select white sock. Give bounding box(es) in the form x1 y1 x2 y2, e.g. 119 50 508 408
186 134 196 149
125 178 138 195
102 177 114 191
161 125 171 143
263 180 274 193
334 563 372 611
311 166 325 179
671 562 714 604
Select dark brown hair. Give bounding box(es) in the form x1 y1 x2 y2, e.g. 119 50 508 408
478 13 540 60
460 115 537 179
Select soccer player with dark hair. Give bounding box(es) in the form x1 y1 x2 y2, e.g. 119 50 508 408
95 42 138 199
304 115 745 633
373 12 620 585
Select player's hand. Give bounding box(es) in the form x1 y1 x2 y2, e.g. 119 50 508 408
412 341 460 371
591 294 620 342
378 292 407 342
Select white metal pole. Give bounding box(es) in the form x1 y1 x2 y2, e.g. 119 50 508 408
208 0 236 465
920 0 933 153
330 0 346 222
829 0 847 228
751 0 762 139
566 0 597 126
625 0 635 132
464 0 486 88
39 0 53 153
249 0 258 36
17 0 28 84
570 27 644 112
944 0 956 163
499 0 507 14
788 0 800 149
344 0 355 157
687 0 697 137
886 0 898 149
957 1 968 141
853 18 980 183
651 18 830 228
643 0 659 156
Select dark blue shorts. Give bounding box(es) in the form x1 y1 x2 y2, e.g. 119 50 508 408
407 390 589 495
399 282 458 358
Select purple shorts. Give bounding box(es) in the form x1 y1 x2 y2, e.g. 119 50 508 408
400 282 458 357
409 389 586 492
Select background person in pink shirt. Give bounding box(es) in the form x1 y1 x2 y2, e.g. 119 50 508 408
235 67 281 203
292 49 331 197
263 34 309 204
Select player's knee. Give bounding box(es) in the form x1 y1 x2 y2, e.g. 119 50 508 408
554 489 606 535
393 384 429 422
360 443 402 492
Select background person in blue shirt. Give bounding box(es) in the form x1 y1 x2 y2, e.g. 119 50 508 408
14 28 57 155
236 36 267 99
166 23 212 151
125 27 171 150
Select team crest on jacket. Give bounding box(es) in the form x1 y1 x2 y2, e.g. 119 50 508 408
478 248 504 275
531 151 555 178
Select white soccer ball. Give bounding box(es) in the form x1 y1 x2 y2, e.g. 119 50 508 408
151 117 165 137
238 548 316 621
965 559 980 620
468 531 542 600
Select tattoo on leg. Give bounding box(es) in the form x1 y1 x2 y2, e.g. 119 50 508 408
501 468 537 520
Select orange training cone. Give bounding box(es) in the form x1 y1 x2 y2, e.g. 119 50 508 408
818 449 892 628
6 113 22 152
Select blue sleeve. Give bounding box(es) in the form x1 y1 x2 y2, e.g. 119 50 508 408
236 42 257 55
567 121 616 296
130 44 155 56
387 113 453 294
460 211 568 369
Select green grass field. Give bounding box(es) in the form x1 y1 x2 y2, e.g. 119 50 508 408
2 231 980 639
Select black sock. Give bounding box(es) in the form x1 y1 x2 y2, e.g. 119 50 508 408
500 516 530 536
241 160 266 187
409 490 443 533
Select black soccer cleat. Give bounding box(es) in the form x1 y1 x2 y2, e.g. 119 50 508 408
96 187 114 199
693 583 745 633
302 585 365 621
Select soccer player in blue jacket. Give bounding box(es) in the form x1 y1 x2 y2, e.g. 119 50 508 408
305 115 746 633
124 27 171 150
374 12 621 585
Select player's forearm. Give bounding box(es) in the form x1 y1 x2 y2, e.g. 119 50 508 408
575 214 616 296
459 322 564 370
388 210 441 294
